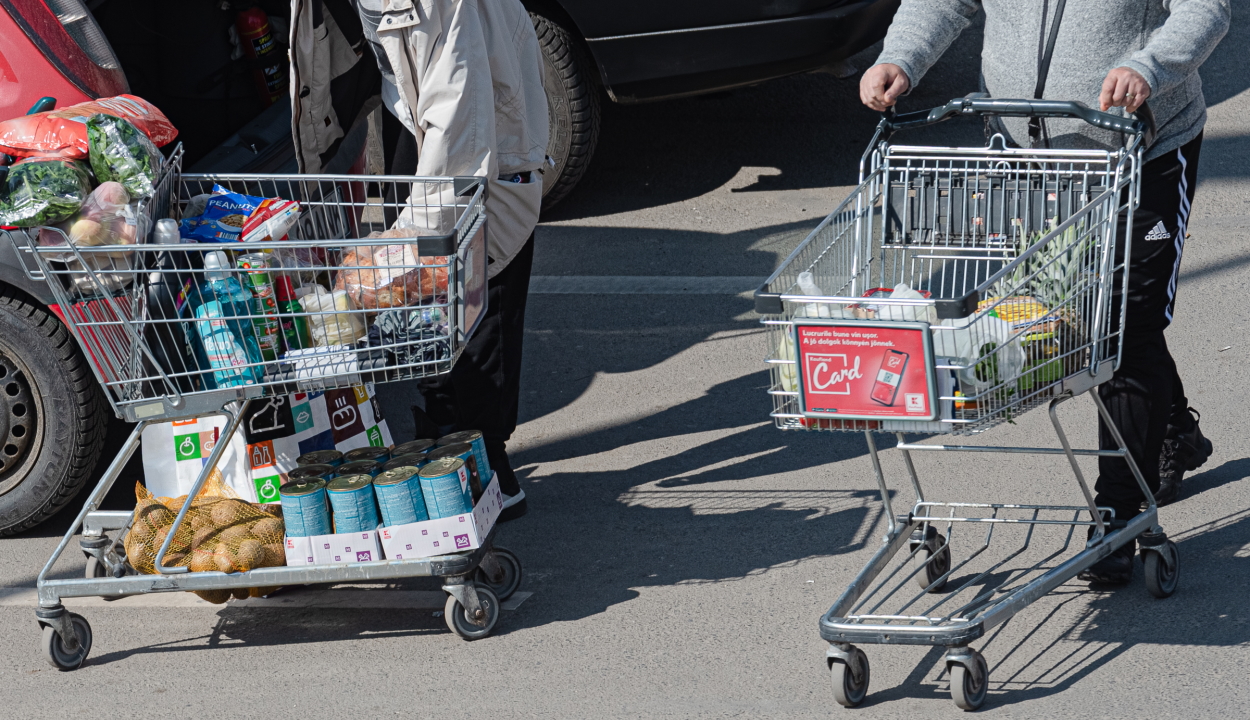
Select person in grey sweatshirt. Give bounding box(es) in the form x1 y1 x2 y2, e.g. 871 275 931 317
861 0 1230 584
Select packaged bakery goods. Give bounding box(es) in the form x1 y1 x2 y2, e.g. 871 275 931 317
332 227 449 311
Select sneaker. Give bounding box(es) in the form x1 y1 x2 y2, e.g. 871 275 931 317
498 488 527 523
1156 407 1212 506
1078 543 1134 585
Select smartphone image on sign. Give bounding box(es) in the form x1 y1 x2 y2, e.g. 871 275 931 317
870 349 909 406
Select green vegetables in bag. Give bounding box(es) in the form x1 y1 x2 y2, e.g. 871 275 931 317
0 157 92 227
86 114 162 198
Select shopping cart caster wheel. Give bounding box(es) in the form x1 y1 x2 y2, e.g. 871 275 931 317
949 649 988 711
41 613 92 671
475 547 523 601
830 646 870 708
911 526 950 593
445 586 499 640
1143 540 1179 599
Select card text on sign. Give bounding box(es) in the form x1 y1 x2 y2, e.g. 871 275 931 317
795 322 936 421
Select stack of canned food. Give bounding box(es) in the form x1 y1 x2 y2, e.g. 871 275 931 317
278 429 494 540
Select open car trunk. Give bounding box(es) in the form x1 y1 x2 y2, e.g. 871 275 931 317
90 0 377 174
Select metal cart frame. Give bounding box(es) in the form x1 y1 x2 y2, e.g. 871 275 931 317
755 98 1178 710
4 149 523 669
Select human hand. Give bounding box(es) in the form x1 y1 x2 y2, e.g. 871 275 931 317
860 64 911 111
1100 67 1151 113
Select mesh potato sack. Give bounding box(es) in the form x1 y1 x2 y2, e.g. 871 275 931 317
124 470 287 604
333 227 449 311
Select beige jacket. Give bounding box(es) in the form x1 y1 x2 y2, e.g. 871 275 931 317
290 0 549 277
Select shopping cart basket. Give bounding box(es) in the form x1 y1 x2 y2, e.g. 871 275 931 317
3 147 523 668
755 98 1175 710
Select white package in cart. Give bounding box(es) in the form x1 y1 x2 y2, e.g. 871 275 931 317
284 535 315 566
379 475 503 560
311 529 382 564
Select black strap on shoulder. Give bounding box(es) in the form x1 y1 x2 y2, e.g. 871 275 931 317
1028 0 1067 148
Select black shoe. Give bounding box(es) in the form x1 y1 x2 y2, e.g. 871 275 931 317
1078 543 1134 585
1156 407 1212 506
498 494 528 523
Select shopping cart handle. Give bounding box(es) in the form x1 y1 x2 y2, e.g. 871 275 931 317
884 97 1148 138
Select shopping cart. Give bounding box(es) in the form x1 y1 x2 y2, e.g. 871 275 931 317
755 98 1175 710
3 147 524 669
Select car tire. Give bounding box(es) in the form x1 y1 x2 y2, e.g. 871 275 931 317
0 287 108 536
531 13 600 210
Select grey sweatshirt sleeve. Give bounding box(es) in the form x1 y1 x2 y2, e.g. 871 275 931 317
1119 0 1230 97
873 0 981 86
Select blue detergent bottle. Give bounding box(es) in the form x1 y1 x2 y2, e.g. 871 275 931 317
189 250 264 387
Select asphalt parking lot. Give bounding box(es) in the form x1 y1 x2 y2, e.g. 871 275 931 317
3 8 1250 717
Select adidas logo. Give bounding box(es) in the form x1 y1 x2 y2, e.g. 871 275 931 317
1144 221 1172 241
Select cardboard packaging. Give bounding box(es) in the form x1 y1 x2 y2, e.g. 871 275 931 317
379 474 503 560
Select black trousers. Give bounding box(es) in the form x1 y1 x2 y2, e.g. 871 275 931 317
1095 133 1202 520
382 109 533 496
414 236 534 496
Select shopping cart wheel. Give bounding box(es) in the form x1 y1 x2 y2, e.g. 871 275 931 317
475 547 523 601
949 649 988 711
911 526 950 593
829 646 870 708
1143 540 1179 599
445 586 499 640
41 613 92 671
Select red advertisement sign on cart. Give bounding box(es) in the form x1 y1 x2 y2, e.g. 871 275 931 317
794 321 937 421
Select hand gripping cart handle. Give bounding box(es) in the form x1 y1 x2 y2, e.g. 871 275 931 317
2 149 524 669
755 98 1178 710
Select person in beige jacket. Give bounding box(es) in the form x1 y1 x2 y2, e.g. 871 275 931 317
292 0 549 520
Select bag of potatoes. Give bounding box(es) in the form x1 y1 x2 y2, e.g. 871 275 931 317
125 469 287 604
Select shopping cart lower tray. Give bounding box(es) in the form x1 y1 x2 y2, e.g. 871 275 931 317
3 147 523 669
756 98 1180 710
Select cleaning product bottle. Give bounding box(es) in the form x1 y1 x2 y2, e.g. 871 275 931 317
274 275 312 354
189 250 264 387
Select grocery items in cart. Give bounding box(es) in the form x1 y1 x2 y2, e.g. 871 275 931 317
0 95 177 159
86 114 163 198
124 471 286 603
0 157 93 226
334 227 450 310
8 156 512 664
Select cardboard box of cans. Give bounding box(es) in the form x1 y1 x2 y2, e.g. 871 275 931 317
282 472 503 565
378 473 503 559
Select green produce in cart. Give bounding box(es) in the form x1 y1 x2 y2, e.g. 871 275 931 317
86 113 163 198
0 157 91 226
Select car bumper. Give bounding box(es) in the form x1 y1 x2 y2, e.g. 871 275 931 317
587 0 901 103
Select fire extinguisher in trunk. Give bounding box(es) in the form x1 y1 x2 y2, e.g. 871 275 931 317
235 5 287 106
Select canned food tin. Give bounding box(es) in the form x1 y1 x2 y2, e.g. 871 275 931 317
279 478 331 537
382 453 427 472
392 439 436 457
338 459 381 478
288 464 335 483
236 252 282 362
327 474 381 533
418 457 472 519
373 466 429 526
344 446 390 464
426 443 481 504
437 430 491 484
297 449 344 467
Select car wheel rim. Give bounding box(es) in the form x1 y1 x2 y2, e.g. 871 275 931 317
0 350 40 497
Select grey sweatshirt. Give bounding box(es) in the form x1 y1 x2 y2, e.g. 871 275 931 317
874 0 1230 160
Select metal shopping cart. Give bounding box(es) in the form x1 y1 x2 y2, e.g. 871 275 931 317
755 98 1176 710
3 148 524 669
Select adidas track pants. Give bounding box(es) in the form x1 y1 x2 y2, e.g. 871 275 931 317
1095 132 1203 520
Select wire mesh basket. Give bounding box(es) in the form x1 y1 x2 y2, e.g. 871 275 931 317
4 146 488 422
757 106 1142 435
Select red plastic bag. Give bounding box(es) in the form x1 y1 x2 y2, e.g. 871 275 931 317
0 95 177 159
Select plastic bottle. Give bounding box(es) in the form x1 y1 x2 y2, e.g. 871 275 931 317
797 271 832 318
274 276 312 353
154 218 180 245
189 250 264 387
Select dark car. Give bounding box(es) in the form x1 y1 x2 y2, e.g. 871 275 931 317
0 0 896 535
